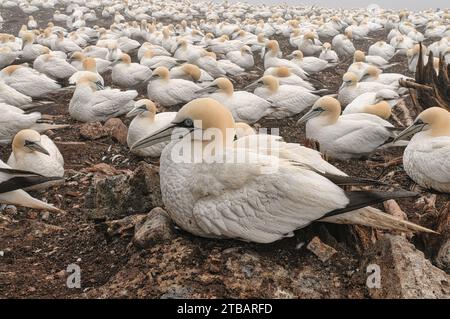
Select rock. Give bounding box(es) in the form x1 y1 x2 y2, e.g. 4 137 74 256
133 207 175 248
436 240 450 273
362 234 450 298
160 285 193 299
307 236 337 262
79 122 108 140
85 162 163 220
104 214 147 238
104 118 128 145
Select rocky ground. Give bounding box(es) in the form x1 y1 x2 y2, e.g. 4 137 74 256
0 7 449 298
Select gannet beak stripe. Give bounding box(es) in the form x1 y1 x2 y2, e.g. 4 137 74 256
394 119 426 142
243 79 261 91
25 140 50 156
195 84 218 95
131 123 178 150
297 108 324 125
95 80 104 90
0 167 62 194
126 105 147 118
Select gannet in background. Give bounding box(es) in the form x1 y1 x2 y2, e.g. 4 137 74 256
250 75 320 119
0 160 62 213
70 52 111 74
69 74 137 122
298 96 399 160
368 41 397 61
288 50 336 74
126 99 177 157
360 66 412 87
21 32 49 61
7 129 64 178
196 77 272 123
319 42 339 63
130 98 432 243
338 72 400 107
353 50 398 70
342 89 401 118
264 40 309 80
263 67 315 91
0 47 20 69
140 50 181 70
54 30 82 53
0 65 61 98
297 32 322 56
33 53 78 80
169 63 213 83
332 30 355 58
111 53 152 87
0 80 32 107
69 57 105 85
395 107 450 193
225 45 254 70
147 67 202 107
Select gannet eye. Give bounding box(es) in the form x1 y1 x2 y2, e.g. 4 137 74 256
415 118 424 125
183 118 194 127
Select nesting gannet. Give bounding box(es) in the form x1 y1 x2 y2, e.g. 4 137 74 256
342 89 401 117
368 41 397 61
147 66 201 107
0 65 61 98
319 42 339 63
7 129 64 178
360 66 412 87
332 30 355 58
225 45 254 70
264 40 308 80
54 31 82 53
33 53 77 80
298 96 399 160
250 75 320 119
69 57 105 85
338 72 398 107
130 98 431 243
395 107 450 193
69 74 137 122
0 160 62 213
169 63 213 83
288 50 336 74
70 52 111 74
21 32 49 61
297 32 322 56
196 78 272 123
111 53 152 87
0 80 32 107
140 50 181 70
353 50 398 70
0 47 20 69
126 99 177 157
263 67 315 91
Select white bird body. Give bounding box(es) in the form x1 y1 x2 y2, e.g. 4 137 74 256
343 89 401 116
111 54 152 87
368 41 396 61
0 47 20 69
0 80 32 107
264 67 315 91
33 53 77 80
225 46 254 70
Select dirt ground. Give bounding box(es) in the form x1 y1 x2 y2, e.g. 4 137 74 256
0 7 448 298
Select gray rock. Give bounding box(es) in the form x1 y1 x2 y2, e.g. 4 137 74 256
85 162 163 220
362 234 450 298
436 239 450 273
160 285 193 299
133 207 175 248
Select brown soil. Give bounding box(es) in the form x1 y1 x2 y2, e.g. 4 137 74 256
0 7 448 298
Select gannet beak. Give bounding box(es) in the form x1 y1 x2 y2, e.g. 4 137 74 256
297 108 323 125
195 84 217 95
126 105 146 118
25 140 50 155
243 79 261 91
286 53 294 59
95 81 104 90
131 123 177 150
110 59 120 66
393 120 426 142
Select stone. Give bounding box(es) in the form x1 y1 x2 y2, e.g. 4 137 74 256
306 236 337 262
104 118 128 145
133 207 175 248
79 122 108 140
105 214 147 238
362 234 450 298
85 162 163 220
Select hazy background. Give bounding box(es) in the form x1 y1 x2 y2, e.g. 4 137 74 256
216 0 449 10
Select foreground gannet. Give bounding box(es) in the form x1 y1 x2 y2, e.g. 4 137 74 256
338 72 398 107
147 67 202 107
251 75 320 119
0 160 62 213
288 50 336 74
0 65 61 98
111 53 153 88
0 80 32 107
395 107 450 193
298 96 398 160
319 43 339 63
126 99 177 157
7 129 64 177
130 98 431 243
69 74 137 122
196 78 272 123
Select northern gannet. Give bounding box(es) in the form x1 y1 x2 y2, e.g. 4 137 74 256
130 98 432 243
288 50 336 74
111 53 152 87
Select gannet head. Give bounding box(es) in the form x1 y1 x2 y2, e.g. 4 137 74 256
261 75 280 92
304 32 315 41
395 107 450 140
265 40 279 56
131 98 235 150
21 32 34 44
353 50 366 62
82 57 97 72
12 129 49 156
180 64 201 82
375 89 400 102
240 45 251 55
322 42 331 51
235 122 256 139
112 53 131 66
195 77 234 96
1 65 23 76
288 50 303 60
126 99 156 119
364 101 392 119
297 96 341 125
77 73 103 90
361 66 380 80
340 72 358 89
70 51 85 62
150 66 170 80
